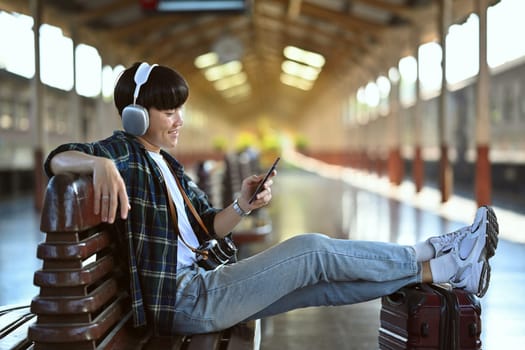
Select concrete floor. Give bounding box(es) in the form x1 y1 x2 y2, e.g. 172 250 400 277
1 164 524 349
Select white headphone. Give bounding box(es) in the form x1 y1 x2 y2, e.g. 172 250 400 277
122 62 158 136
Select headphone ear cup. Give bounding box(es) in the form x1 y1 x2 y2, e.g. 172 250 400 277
122 104 149 136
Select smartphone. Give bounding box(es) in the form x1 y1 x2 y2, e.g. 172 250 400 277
248 157 280 204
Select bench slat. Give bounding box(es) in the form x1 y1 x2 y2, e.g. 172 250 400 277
0 319 36 350
31 278 118 314
37 230 111 260
0 306 36 350
29 295 125 343
33 254 114 288
1 308 32 335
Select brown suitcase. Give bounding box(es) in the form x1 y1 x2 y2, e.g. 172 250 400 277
379 284 482 349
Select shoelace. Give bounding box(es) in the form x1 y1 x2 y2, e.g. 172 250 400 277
432 227 471 256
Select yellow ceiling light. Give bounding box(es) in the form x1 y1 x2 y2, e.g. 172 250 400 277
196 51 251 100
194 52 219 69
281 60 320 81
281 46 325 90
280 73 313 91
204 60 243 81
283 45 325 68
222 84 251 99
214 72 247 91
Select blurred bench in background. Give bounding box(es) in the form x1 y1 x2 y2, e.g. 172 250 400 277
197 151 273 250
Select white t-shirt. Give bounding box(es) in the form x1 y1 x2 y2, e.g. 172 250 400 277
148 151 200 269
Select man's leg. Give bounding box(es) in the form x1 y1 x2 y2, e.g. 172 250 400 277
174 233 420 333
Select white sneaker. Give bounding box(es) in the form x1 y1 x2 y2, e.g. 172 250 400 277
427 206 499 259
448 206 499 297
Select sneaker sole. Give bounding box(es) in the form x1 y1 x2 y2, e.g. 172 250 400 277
485 206 499 258
477 205 499 297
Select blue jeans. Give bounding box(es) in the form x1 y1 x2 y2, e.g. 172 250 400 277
173 233 421 334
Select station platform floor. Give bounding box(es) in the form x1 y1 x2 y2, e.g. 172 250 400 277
1 153 524 349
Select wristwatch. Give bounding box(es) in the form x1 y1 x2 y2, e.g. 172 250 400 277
233 198 251 217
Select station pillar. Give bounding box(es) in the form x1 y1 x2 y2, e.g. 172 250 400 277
31 0 46 211
438 0 453 203
475 0 492 206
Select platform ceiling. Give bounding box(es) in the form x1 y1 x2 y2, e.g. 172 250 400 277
0 0 493 127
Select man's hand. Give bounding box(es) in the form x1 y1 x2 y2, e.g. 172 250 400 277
92 158 129 223
238 170 276 212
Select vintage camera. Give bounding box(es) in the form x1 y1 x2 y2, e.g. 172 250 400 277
196 235 238 270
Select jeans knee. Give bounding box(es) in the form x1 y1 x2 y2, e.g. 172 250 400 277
288 233 330 251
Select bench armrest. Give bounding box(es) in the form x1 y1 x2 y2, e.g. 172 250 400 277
40 173 102 233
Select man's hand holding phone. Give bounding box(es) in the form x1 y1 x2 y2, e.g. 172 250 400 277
246 157 280 207
235 157 279 217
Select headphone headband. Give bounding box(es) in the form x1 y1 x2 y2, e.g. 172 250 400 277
132 62 158 104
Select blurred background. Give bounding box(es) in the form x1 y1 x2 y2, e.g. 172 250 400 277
1 0 525 348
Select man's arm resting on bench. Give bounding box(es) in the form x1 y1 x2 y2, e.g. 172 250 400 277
48 150 129 223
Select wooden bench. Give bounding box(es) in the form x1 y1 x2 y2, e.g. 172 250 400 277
0 173 260 350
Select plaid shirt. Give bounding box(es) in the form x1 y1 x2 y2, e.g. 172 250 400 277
44 131 220 334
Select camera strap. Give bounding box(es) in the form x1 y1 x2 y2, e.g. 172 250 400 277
163 159 212 256
173 175 210 236
165 161 210 236
165 186 207 256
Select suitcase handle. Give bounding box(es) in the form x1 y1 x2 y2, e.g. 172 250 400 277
385 290 406 306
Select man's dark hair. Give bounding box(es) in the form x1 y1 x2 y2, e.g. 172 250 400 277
114 62 189 116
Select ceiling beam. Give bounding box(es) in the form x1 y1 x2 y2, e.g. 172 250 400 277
74 0 136 24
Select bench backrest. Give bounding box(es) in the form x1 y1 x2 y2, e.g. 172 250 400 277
28 173 129 350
